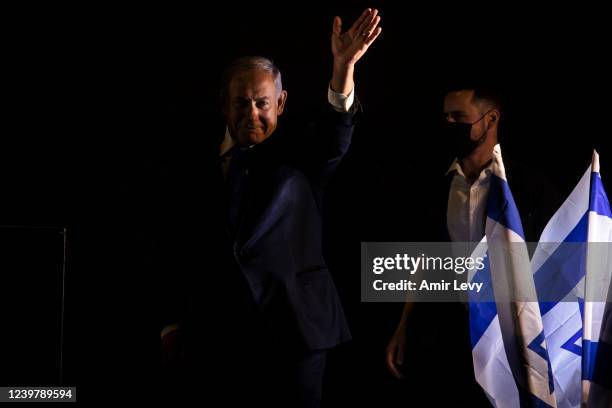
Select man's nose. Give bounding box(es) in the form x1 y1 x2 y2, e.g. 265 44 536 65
247 101 259 119
444 114 455 123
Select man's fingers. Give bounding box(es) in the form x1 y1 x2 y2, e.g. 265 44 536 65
396 342 404 365
386 346 404 379
365 26 382 46
362 15 381 38
333 16 342 36
349 8 372 35
357 8 377 36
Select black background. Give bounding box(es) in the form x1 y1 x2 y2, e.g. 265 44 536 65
3 1 611 405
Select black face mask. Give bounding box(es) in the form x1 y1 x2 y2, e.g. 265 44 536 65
442 111 492 159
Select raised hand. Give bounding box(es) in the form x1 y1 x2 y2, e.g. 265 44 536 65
330 8 382 95
332 8 382 67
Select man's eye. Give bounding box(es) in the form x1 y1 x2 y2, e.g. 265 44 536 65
257 101 270 109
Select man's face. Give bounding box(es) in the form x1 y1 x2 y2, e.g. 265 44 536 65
443 90 488 141
224 69 287 146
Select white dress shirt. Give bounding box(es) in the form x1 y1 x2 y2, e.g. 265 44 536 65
446 158 494 242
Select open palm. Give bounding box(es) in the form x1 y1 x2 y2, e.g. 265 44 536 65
332 8 382 66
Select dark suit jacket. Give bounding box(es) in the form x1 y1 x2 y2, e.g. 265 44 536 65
160 104 357 357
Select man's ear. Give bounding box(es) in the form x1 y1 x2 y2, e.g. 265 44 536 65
277 90 288 115
488 109 500 127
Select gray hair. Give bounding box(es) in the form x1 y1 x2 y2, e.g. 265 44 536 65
220 56 283 104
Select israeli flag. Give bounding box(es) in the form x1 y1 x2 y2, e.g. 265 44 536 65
469 144 557 407
469 237 521 407
531 150 612 407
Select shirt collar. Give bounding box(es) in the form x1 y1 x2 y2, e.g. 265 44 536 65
445 158 463 177
445 157 494 181
219 127 235 157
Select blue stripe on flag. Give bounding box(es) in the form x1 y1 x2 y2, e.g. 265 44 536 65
590 172 612 218
487 174 525 239
533 217 588 315
563 211 589 243
469 259 497 346
535 213 588 315
469 301 497 348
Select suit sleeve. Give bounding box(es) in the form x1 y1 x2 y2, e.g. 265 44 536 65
280 98 361 190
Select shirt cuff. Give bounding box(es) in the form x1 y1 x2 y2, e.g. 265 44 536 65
327 84 355 113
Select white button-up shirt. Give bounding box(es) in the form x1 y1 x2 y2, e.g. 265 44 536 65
446 158 494 242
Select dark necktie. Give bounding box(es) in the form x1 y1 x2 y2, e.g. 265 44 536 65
226 147 250 237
